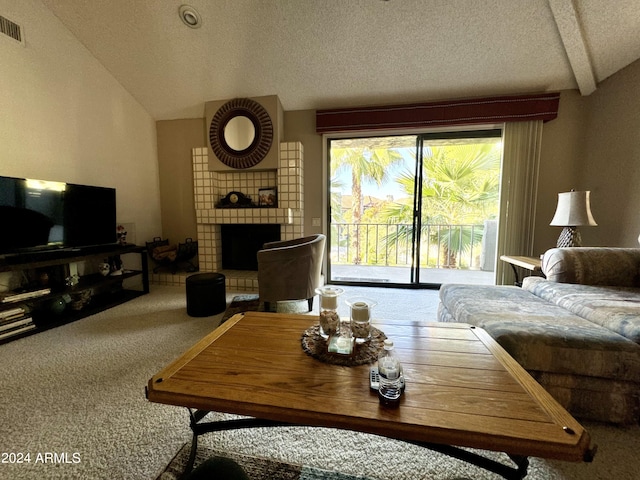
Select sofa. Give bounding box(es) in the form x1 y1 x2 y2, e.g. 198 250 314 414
438 247 640 424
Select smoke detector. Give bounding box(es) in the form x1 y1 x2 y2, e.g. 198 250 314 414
179 5 202 29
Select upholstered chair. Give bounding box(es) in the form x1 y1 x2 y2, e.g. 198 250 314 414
257 234 326 312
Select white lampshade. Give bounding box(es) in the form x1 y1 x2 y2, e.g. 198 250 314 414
550 191 597 227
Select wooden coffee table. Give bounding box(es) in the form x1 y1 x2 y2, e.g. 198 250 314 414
146 311 595 479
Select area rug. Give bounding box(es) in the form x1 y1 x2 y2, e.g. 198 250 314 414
157 442 378 480
221 294 264 323
221 294 311 323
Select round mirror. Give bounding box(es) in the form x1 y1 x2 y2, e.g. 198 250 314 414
209 98 273 169
224 116 256 151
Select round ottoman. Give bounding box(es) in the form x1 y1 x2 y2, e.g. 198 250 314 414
186 273 226 317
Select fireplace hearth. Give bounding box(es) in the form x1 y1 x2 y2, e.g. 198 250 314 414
221 224 281 270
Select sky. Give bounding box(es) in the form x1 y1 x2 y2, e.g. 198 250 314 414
332 148 416 202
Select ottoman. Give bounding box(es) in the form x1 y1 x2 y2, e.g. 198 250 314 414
186 273 226 317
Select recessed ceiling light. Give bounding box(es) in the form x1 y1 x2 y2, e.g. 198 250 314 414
179 5 202 29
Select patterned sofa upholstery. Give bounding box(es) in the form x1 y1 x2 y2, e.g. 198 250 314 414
438 247 640 424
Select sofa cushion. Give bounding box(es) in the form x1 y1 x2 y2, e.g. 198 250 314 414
438 284 640 382
523 277 640 344
541 247 640 286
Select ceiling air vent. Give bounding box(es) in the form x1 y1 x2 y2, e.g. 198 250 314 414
0 14 24 46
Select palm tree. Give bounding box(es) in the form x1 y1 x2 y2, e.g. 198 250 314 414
331 139 404 264
382 142 500 268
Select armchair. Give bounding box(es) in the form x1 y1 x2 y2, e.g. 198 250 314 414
257 234 326 312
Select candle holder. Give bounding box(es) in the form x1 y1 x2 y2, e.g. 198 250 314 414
315 286 344 339
345 297 377 344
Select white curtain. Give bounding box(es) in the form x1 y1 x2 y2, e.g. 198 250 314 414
495 120 544 285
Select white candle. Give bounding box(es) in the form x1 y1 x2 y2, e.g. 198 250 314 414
351 302 370 321
316 287 344 311
320 290 339 309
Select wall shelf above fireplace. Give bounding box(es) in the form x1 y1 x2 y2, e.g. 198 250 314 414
196 207 296 225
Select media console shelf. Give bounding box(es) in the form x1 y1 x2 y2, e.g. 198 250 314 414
0 244 149 344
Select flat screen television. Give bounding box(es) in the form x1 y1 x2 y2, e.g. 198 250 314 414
0 175 117 256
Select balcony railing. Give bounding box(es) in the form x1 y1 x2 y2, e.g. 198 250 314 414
330 222 488 270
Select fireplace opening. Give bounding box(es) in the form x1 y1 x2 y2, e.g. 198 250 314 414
221 224 281 270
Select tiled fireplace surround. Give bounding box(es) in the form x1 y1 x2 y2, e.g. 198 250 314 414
150 142 304 291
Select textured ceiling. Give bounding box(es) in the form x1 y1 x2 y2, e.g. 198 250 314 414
40 0 640 121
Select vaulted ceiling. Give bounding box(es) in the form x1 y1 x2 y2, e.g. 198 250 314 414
41 0 640 121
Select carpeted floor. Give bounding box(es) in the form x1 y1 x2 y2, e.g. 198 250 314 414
1 284 639 480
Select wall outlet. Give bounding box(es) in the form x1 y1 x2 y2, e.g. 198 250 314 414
312 217 321 227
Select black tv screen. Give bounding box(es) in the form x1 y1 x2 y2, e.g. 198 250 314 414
0 176 117 255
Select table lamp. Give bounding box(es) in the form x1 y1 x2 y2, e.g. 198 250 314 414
550 190 597 247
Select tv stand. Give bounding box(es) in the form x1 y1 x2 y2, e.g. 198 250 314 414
0 244 149 344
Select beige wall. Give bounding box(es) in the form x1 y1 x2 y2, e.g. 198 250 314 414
156 119 205 243
0 0 161 247
283 110 323 236
534 90 589 252
580 58 640 247
534 58 640 251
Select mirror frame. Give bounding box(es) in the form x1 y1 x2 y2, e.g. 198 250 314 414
209 98 273 169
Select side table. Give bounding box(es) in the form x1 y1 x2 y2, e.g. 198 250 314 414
500 255 543 286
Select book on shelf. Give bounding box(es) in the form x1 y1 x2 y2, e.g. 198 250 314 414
0 312 28 327
0 321 36 341
0 288 51 303
0 306 25 319
0 316 34 333
0 312 26 323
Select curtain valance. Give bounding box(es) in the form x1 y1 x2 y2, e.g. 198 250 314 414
315 93 560 134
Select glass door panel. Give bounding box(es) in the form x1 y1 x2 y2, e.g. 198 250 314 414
328 135 417 285
415 132 503 285
327 130 502 288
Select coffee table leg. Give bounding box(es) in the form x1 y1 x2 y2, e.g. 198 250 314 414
180 409 207 478
181 408 292 477
508 455 530 479
180 409 530 480
413 441 529 480
180 431 198 479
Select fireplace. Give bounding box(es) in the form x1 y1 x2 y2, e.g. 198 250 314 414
178 143 303 292
221 224 281 270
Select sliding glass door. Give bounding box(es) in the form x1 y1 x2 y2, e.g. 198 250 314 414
327 129 503 287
